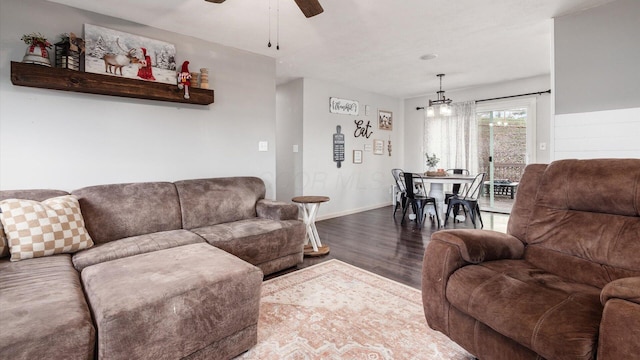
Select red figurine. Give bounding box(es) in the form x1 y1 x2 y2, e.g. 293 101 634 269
137 48 155 81
177 61 191 99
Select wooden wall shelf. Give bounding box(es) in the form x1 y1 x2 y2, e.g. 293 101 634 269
10 61 214 106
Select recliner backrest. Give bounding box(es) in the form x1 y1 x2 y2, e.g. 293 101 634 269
509 159 640 288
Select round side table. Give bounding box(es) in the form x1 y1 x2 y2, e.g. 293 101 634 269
291 196 330 257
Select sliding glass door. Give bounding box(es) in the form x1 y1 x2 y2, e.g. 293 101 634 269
476 98 536 213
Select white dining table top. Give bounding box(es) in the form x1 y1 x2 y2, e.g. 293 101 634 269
418 174 476 183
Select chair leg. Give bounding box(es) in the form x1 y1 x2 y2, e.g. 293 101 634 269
466 203 477 228
444 201 454 226
475 203 484 229
432 202 440 228
401 200 410 224
415 202 425 228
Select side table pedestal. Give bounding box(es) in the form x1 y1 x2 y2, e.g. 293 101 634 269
292 196 330 257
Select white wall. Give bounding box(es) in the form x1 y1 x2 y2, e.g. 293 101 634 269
280 78 403 219
404 75 552 171
553 0 640 159
275 79 304 202
0 0 278 197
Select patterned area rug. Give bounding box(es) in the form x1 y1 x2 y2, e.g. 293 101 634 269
235 259 473 359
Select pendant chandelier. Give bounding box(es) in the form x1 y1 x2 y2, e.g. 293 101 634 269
424 74 452 117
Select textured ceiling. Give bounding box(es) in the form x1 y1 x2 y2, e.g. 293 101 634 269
49 0 615 99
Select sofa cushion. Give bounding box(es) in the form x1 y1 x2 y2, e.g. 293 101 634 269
0 254 95 359
72 229 205 271
0 195 94 261
72 182 182 244
191 218 305 269
82 243 262 360
175 177 266 229
447 259 602 360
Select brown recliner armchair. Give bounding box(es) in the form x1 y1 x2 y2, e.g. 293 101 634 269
422 159 640 360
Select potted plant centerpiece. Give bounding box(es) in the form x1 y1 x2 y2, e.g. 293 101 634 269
21 32 52 66
425 153 445 176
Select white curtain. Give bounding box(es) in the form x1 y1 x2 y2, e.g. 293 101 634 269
423 101 478 174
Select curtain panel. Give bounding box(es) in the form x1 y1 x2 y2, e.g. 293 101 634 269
423 101 478 174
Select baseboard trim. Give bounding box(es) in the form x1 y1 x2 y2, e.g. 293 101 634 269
316 203 390 221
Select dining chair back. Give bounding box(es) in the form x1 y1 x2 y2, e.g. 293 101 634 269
445 168 470 217
391 169 407 216
445 172 486 228
401 172 439 228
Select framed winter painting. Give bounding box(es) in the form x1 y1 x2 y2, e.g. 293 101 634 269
84 24 177 85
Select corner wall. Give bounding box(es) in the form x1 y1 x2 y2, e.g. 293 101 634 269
275 79 304 202
276 78 403 219
553 0 640 159
0 0 277 197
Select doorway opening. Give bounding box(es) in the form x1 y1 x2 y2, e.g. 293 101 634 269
476 98 536 213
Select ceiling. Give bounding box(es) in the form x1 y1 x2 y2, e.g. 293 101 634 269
49 0 615 99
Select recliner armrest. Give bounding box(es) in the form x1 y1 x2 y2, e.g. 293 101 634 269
256 199 299 221
432 229 525 264
600 276 640 306
422 229 524 335
597 277 640 359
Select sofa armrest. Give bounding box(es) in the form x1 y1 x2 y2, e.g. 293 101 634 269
597 277 640 360
422 229 524 335
600 276 640 306
432 229 525 264
256 199 299 221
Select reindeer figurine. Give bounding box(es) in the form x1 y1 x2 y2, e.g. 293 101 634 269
103 38 141 76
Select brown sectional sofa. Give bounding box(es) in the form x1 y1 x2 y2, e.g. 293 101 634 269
0 177 306 359
422 158 640 359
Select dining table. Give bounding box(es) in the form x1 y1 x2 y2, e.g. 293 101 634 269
416 174 476 226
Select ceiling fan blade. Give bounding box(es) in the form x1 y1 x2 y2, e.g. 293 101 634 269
204 0 226 3
294 0 324 18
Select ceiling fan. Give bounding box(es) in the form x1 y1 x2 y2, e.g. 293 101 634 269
205 0 324 18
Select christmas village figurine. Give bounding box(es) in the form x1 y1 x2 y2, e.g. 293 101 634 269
177 61 191 99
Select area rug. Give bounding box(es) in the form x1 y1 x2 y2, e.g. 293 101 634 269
235 259 473 359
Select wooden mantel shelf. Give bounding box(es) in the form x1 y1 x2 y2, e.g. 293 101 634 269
10 61 214 106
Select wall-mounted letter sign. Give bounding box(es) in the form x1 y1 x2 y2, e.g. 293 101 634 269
330 97 359 115
354 119 373 138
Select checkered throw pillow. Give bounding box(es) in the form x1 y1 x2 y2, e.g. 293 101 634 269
0 195 94 261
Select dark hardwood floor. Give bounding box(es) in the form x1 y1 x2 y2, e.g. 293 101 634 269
267 205 510 289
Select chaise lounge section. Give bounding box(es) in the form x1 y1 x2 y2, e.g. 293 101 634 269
0 176 306 359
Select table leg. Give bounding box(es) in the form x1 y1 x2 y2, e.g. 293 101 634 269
299 203 322 252
428 183 445 226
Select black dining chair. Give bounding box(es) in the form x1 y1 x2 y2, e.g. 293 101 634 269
401 172 439 228
445 168 470 217
445 172 486 228
391 168 407 217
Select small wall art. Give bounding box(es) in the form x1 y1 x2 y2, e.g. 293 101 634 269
378 109 393 130
373 139 384 155
84 24 177 85
353 150 363 164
